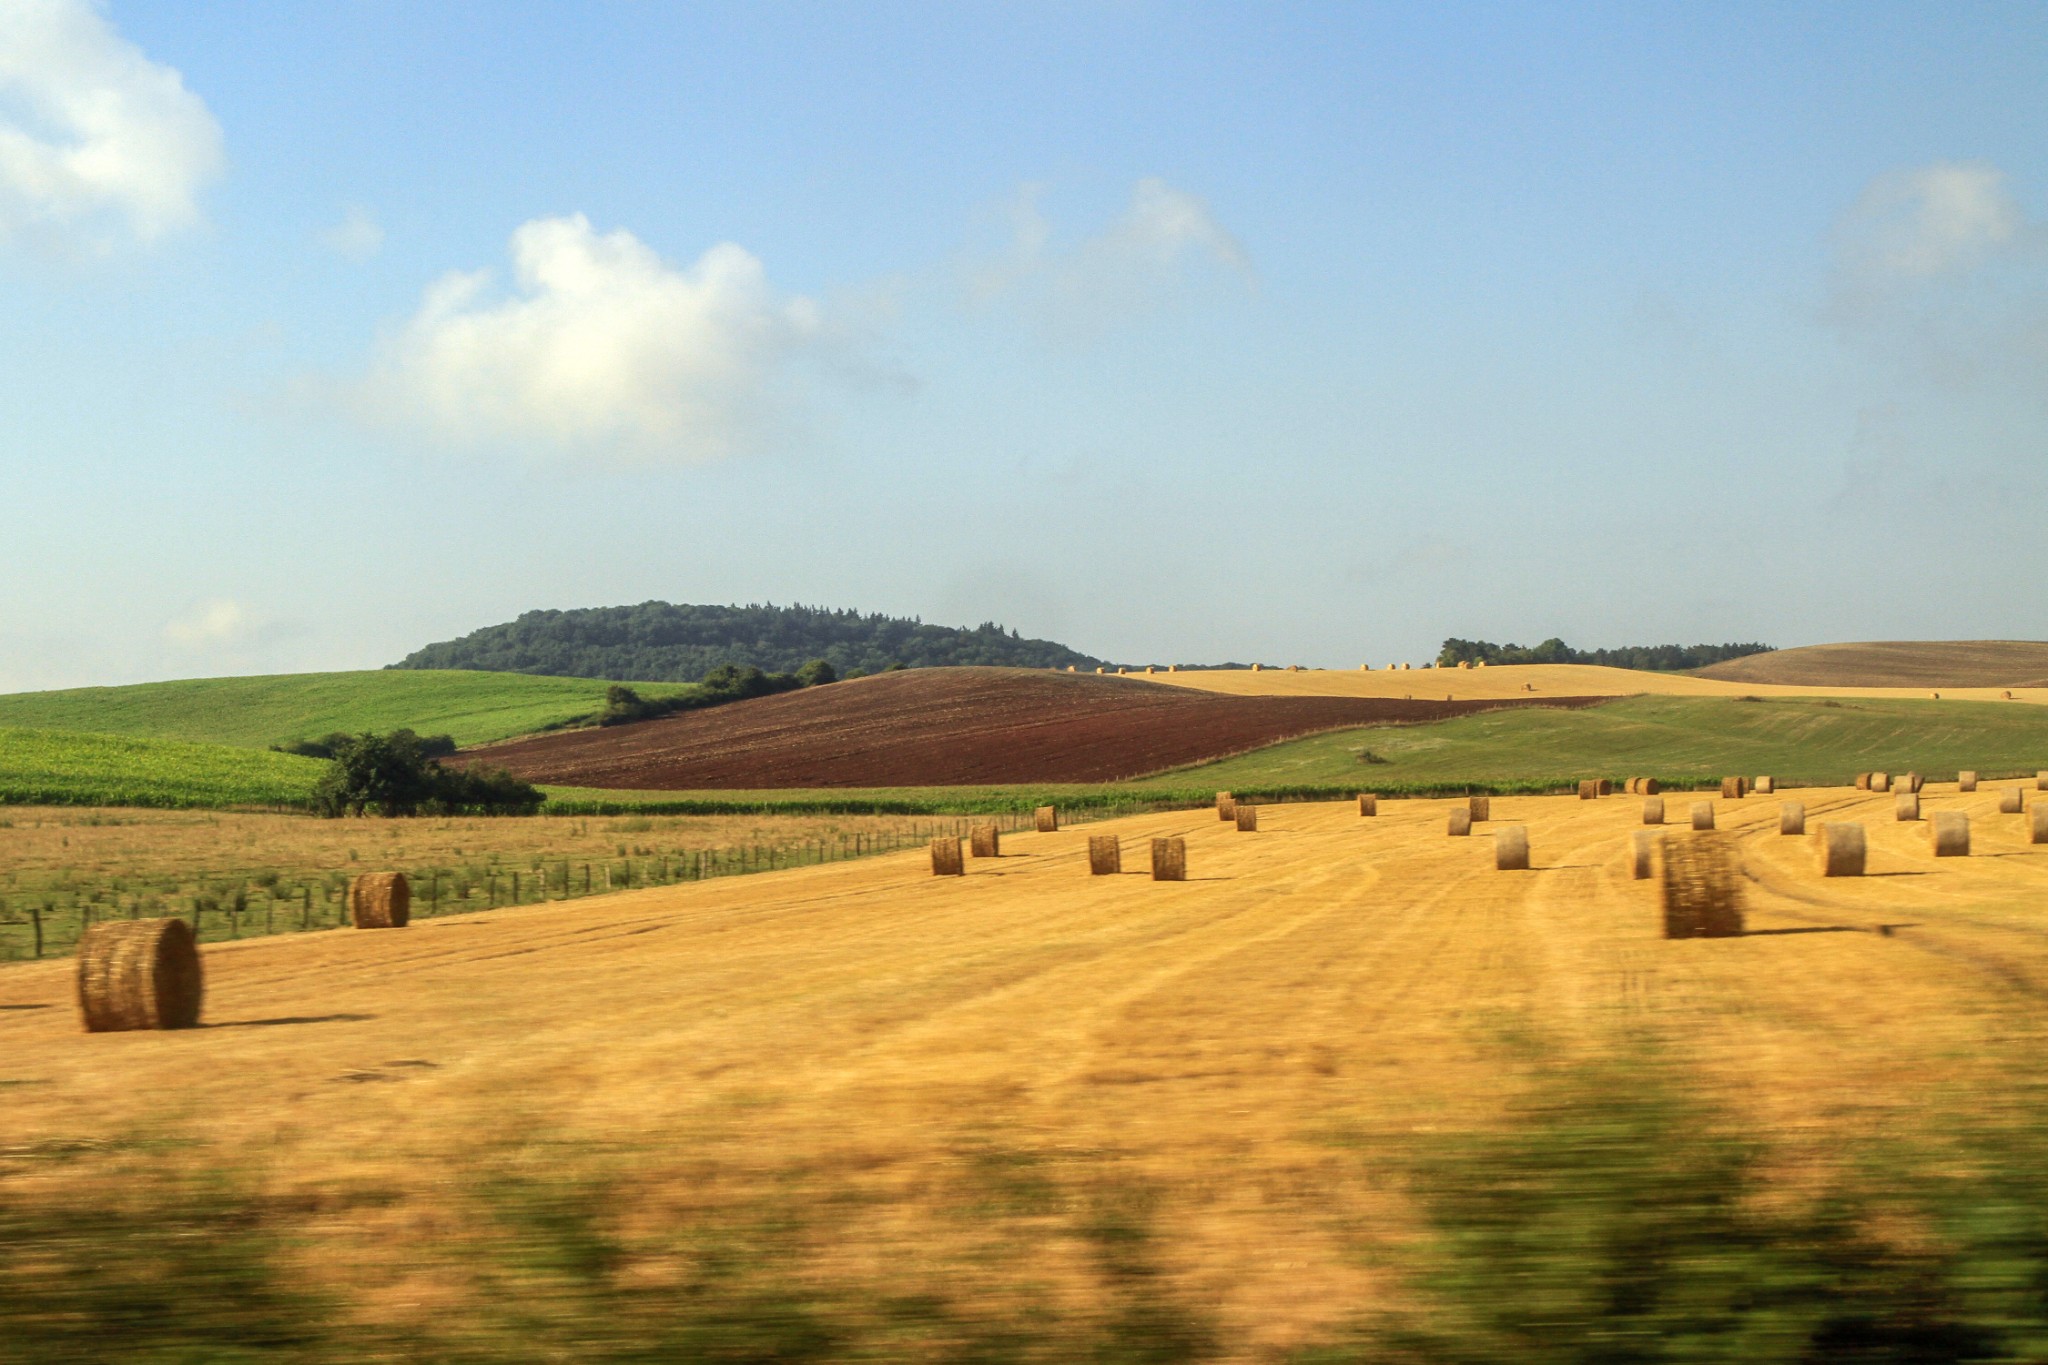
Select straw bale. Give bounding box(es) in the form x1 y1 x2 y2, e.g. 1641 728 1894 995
1494 825 1530 870
1755 776 1774 794
1088 835 1121 876
1638 777 1660 796
1457 660 1472 670
1577 779 1598 800
1251 663 1263 672
1468 795 1490 822
1720 776 1745 800
1447 809 1472 836
1643 797 1664 825
349 872 411 930
1624 778 1639 794
1855 772 1872 790
1819 823 1866 877
2033 806 2048 845
2001 788 2026 815
1779 801 1805 836
970 824 1000 858
75 917 202 1032
1216 791 1234 820
2004 690 2015 700
1661 833 1744 939
1630 830 1657 880
1930 811 1970 857
1597 778 1614 796
1690 802 1715 831
1151 837 1186 881
1235 804 1258 832
1034 805 1058 833
1357 793 1377 816
1872 772 1892 792
1959 771 1979 792
2038 770 2048 791
930 837 964 876
1901 772 1923 793
1895 791 1920 821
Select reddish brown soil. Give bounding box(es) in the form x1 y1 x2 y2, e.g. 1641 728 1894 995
455 667 1603 789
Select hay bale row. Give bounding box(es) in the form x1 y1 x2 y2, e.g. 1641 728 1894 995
1661 833 1744 939
1152 837 1186 881
1625 777 1661 795
76 918 203 1032
1691 802 1715 831
1495 826 1529 870
1780 801 1805 836
1088 835 1121 875
1899 772 1924 794
970 824 1001 858
1357 793 1377 817
349 872 410 929
1643 797 1665 825
1755 775 1774 794
1930 811 1970 857
931 837 965 876
1818 823 1866 877
1217 791 1235 821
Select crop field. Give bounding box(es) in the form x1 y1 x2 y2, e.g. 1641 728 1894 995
0 669 694 750
0 726 326 808
9 781 2048 1357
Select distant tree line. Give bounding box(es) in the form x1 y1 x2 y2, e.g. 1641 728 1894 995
304 731 544 817
1435 638 1773 671
388 603 1103 681
592 660 837 726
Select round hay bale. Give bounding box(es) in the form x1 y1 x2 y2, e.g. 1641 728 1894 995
1690 802 1715 831
1661 833 1744 939
2004 690 2016 700
1088 835 1121 876
1234 803 1258 832
1468 795 1490 822
2038 770 2048 792
1447 809 1472 836
1959 770 1979 792
1895 791 1920 821
349 872 410 930
2001 788 2027 815
1720 776 1745 800
1357 793 1377 817
1457 659 1472 670
1855 772 1872 790
970 824 1000 858
1901 772 1924 794
1597 778 1614 796
1819 822 1866 877
1034 805 1058 833
1151 836 1186 881
1639 777 1660 796
1779 801 1805 836
76 918 202 1032
1625 777 1640 795
1930 811 1970 857
1872 772 1892 792
1754 776 1774 794
930 837 965 877
1251 663 1263 672
1577 779 1598 800
2033 806 2048 845
1630 830 1657 880
1494 826 1530 870
1643 796 1665 825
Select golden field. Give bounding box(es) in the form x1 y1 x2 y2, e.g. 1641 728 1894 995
5 780 2048 1355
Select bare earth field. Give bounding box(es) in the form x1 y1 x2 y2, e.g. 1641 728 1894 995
458 665 1601 788
6 781 2048 1354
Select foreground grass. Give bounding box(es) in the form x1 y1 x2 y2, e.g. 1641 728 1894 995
0 669 694 750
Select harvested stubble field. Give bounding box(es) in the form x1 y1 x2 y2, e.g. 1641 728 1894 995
8 784 2048 1356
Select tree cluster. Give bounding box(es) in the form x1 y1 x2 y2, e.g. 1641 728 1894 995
309 731 543 817
1435 639 1773 671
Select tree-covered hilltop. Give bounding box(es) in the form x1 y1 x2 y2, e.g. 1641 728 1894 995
388 603 1106 681
1435 638 1772 671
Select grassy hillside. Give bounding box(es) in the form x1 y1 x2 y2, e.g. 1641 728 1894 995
0 727 324 809
0 671 692 750
1695 640 2048 688
1165 694 2048 790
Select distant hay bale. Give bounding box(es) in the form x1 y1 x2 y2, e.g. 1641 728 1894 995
1630 830 1657 880
75 917 202 1033
1457 660 1472 670
1691 802 1716 831
1169 664 1179 672
1151 836 1186 881
1117 667 1128 675
930 838 965 876
349 872 410 930
1959 770 1979 792
1855 772 1871 790
1872 772 1891 792
1901 772 1923 794
1288 664 1302 672
1931 691 1941 700
1094 666 1105 674
1597 778 1614 796
1577 779 1598 800
1144 665 1156 674
1895 791 1920 821
1638 777 1660 796
1495 826 1530 870
2001 788 2026 815
1661 833 1744 939
2004 690 2015 700
1720 776 1745 800
1468 795 1490 822
1525 682 1536 691
1235 804 1258 832
1067 665 1077 672
1624 777 1639 794
970 824 1000 858
1357 793 1377 817
1088 835 1121 875
2038 770 2048 791
1755 776 1774 794
1819 822 1866 877
1929 811 1970 857
1779 801 1805 835
1251 663 1263 672
1447 809 1472 836
1643 796 1665 825
2033 806 2048 845
1218 797 1236 821
1034 806 1058 833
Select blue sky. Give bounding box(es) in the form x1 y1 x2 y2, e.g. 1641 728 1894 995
2 1 2044 689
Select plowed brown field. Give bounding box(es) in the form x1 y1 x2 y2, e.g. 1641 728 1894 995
7 782 2048 1353
456 666 1602 788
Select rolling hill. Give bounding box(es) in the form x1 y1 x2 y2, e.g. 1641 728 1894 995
1692 640 2048 688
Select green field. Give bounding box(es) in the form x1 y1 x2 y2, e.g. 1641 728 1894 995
0 670 691 750
0 727 325 809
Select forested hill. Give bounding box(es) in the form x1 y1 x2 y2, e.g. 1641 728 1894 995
388 603 1106 681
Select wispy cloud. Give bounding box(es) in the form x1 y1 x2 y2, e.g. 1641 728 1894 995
163 598 259 648
968 177 1252 336
0 0 224 248
321 203 383 261
358 213 879 463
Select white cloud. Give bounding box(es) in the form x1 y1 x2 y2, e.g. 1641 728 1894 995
321 203 383 261
970 177 1252 334
362 213 842 461
0 0 223 246
1834 162 2022 281
163 598 256 647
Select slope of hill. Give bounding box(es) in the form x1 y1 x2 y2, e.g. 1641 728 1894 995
1143 663 2048 704
390 602 1105 680
0 726 323 807
0 671 689 750
1692 641 2048 688
453 667 1601 788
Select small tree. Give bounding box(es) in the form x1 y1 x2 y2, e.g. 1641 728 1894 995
795 658 837 687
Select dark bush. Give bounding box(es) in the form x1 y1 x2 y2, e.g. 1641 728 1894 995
311 730 542 817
